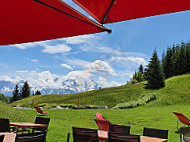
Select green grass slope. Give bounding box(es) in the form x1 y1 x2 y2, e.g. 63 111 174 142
0 102 34 122
11 74 190 108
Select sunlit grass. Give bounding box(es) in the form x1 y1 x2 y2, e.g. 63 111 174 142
4 105 187 142
5 74 190 141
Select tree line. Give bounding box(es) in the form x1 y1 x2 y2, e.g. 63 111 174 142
162 42 190 79
131 41 190 89
12 81 41 102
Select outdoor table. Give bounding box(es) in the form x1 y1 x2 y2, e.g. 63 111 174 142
10 122 48 133
0 132 16 142
10 122 48 129
98 130 168 142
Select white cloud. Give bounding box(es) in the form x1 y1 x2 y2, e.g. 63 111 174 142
65 35 98 44
61 64 73 70
42 44 71 54
0 59 120 94
12 42 37 50
117 71 134 79
67 58 90 67
0 75 19 83
85 60 116 76
14 70 64 89
65 70 93 80
11 41 46 49
109 56 146 65
31 59 38 62
97 76 122 88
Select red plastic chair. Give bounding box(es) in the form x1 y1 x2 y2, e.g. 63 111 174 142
34 107 48 115
94 119 111 131
95 112 106 121
173 112 190 130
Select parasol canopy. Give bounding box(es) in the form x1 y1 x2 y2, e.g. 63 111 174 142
72 0 190 24
0 0 110 46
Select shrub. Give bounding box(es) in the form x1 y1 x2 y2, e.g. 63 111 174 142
37 103 47 107
136 99 146 106
113 101 138 109
141 93 156 103
128 79 138 85
59 104 77 109
113 93 157 109
43 104 57 109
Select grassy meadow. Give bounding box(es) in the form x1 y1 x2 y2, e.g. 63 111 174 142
1 74 190 141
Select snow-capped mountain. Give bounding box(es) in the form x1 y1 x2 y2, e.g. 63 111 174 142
0 60 119 96
0 75 99 96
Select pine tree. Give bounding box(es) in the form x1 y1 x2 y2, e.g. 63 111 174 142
35 90 41 95
21 81 31 99
132 71 143 82
12 85 20 101
178 42 186 75
163 48 173 79
185 43 190 73
146 49 165 89
171 45 178 76
138 64 144 74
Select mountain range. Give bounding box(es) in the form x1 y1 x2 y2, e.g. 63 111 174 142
0 75 99 96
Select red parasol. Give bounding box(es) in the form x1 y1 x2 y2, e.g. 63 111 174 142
73 0 190 24
0 0 110 46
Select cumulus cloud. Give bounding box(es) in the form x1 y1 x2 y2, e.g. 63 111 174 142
0 75 19 83
14 70 64 89
31 59 38 62
97 76 122 88
61 64 73 70
117 71 134 80
65 70 93 80
42 44 71 54
85 60 116 76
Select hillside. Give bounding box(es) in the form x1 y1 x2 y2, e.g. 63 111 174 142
11 74 190 108
0 102 33 122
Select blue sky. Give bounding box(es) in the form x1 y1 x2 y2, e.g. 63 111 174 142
0 0 190 91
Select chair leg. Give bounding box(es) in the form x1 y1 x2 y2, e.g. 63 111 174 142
67 133 70 142
177 120 179 131
180 134 183 142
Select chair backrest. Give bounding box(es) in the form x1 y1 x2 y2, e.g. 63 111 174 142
96 112 106 121
34 107 43 114
173 112 190 126
15 132 46 142
180 127 190 142
34 117 50 131
35 117 50 125
72 127 98 142
180 127 190 135
109 132 140 142
143 127 168 139
94 119 111 131
109 124 131 135
0 118 10 132
0 135 5 142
